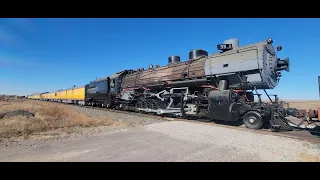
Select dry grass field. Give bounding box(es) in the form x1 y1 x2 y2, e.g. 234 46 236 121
0 99 120 139
284 100 320 110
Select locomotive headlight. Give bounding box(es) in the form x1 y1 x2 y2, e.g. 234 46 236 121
267 38 273 44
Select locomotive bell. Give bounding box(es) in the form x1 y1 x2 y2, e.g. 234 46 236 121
267 38 273 44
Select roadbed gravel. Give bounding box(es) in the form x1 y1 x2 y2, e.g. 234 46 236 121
0 106 320 162
72 106 164 126
145 121 320 162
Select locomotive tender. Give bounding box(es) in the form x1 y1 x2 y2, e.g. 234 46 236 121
29 38 292 131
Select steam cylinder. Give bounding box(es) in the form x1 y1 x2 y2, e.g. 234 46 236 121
168 56 181 64
189 49 208 60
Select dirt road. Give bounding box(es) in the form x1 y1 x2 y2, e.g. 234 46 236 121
1 121 320 162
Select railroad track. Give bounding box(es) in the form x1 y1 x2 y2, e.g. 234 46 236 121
39 100 320 144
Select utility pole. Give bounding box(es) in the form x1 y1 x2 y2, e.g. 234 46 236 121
318 76 320 100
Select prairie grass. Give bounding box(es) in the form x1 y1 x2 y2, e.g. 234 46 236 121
0 99 120 138
284 100 320 110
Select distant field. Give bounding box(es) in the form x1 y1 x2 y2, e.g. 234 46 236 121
284 100 320 110
255 98 320 110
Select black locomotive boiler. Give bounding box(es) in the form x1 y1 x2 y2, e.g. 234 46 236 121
83 38 292 131
28 38 292 132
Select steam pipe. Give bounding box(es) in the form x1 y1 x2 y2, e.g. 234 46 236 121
169 78 208 87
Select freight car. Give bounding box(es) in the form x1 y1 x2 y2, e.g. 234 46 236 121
30 38 292 131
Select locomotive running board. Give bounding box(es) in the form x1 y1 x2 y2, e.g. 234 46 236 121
137 108 186 116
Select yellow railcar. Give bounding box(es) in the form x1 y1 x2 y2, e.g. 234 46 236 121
45 92 51 100
48 92 53 100
52 86 85 104
29 94 40 100
66 89 73 99
72 87 85 100
34 85 85 105
47 92 53 100
40 92 50 100
60 89 67 100
63 87 84 100
55 91 62 100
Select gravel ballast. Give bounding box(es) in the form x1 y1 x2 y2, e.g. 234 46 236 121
72 106 164 126
144 121 320 162
1 105 320 162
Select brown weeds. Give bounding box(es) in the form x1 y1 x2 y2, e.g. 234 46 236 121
0 99 119 138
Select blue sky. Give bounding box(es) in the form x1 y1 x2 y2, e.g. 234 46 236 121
0 18 319 100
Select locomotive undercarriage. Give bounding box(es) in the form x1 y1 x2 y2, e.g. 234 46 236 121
91 82 294 132
135 90 208 118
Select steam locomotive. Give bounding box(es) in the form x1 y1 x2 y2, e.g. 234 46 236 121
30 38 292 131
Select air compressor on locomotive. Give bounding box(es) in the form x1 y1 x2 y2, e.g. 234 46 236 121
84 38 291 131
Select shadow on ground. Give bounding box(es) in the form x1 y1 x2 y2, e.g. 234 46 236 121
183 115 320 139
292 125 320 137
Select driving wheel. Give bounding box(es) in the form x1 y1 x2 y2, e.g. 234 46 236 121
242 111 263 129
